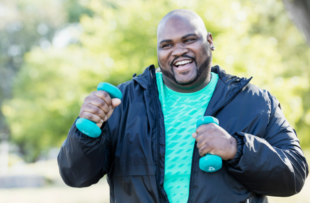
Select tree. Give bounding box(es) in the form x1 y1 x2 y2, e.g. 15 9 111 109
3 0 310 161
282 0 310 45
0 0 94 160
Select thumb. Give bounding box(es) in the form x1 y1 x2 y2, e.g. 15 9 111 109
192 132 197 139
111 98 121 108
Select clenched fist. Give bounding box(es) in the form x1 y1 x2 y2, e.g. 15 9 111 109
192 123 237 160
79 90 121 128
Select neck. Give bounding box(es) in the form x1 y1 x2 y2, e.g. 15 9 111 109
162 69 212 93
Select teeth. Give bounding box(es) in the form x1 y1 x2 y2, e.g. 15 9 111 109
175 60 192 66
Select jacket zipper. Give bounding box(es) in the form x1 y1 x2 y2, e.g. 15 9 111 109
187 78 252 203
150 68 169 203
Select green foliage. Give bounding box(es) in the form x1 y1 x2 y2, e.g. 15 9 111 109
0 0 101 159
3 0 310 161
63 0 95 23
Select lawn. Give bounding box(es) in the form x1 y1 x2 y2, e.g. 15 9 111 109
1 153 309 203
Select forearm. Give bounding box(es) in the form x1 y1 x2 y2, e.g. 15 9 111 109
57 118 110 187
227 132 308 196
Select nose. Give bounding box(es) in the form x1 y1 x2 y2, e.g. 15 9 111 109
172 44 188 57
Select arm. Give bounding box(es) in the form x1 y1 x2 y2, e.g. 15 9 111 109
57 119 113 187
57 88 121 187
227 92 309 196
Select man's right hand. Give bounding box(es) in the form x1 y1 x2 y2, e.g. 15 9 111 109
79 90 122 128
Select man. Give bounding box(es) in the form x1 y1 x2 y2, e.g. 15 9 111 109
58 9 308 203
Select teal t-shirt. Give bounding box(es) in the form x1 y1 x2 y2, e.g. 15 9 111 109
156 72 219 203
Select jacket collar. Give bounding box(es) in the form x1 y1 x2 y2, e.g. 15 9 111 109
206 65 252 116
132 64 155 89
133 64 252 114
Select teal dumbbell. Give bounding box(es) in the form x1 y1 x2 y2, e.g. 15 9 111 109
76 82 122 138
196 116 222 172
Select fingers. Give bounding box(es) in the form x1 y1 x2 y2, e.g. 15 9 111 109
82 103 107 120
192 130 211 157
193 123 218 157
90 91 122 109
195 123 218 142
196 124 208 134
93 90 112 106
87 97 109 114
112 98 121 108
197 137 208 149
194 130 209 143
105 105 114 119
196 135 212 156
198 143 211 157
79 111 103 123
193 123 234 159
79 111 105 128
96 119 104 128
79 90 122 125
196 123 217 134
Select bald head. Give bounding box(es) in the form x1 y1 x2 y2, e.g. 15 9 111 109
157 9 208 38
156 9 214 92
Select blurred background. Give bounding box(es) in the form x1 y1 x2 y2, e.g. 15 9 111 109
0 0 310 202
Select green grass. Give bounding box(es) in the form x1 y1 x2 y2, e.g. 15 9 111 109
1 151 309 203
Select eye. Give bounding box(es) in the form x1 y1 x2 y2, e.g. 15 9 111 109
185 38 195 43
162 44 172 48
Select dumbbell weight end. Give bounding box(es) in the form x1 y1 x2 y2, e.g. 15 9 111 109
196 116 222 172
76 82 122 138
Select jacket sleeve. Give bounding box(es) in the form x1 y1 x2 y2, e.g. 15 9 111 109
57 119 113 187
227 92 309 196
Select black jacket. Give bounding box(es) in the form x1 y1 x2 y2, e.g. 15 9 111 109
58 65 308 203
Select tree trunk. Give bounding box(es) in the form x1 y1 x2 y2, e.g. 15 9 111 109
282 0 310 45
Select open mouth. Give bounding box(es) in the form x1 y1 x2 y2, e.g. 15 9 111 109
173 59 194 71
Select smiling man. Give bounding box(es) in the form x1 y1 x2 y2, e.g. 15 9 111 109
58 9 308 203
157 10 213 92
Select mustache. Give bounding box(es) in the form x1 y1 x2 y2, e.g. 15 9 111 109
170 54 195 67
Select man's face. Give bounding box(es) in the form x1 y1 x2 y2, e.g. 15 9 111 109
157 15 213 87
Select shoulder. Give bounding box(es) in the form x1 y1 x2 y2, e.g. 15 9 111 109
117 73 150 101
118 80 134 92
239 83 280 112
213 65 279 109
117 80 142 102
118 65 155 95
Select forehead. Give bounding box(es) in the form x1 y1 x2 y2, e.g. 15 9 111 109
157 15 202 42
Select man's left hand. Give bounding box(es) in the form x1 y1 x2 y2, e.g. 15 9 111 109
192 123 237 160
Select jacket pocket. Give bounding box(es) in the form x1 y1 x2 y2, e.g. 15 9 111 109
110 165 160 203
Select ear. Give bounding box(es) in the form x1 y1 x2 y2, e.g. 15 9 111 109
207 33 215 51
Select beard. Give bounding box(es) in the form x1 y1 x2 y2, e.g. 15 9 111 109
159 52 212 86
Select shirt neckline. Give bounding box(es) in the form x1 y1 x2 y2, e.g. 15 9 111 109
156 72 217 97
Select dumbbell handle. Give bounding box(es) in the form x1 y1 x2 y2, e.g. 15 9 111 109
196 117 222 172
76 83 122 138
